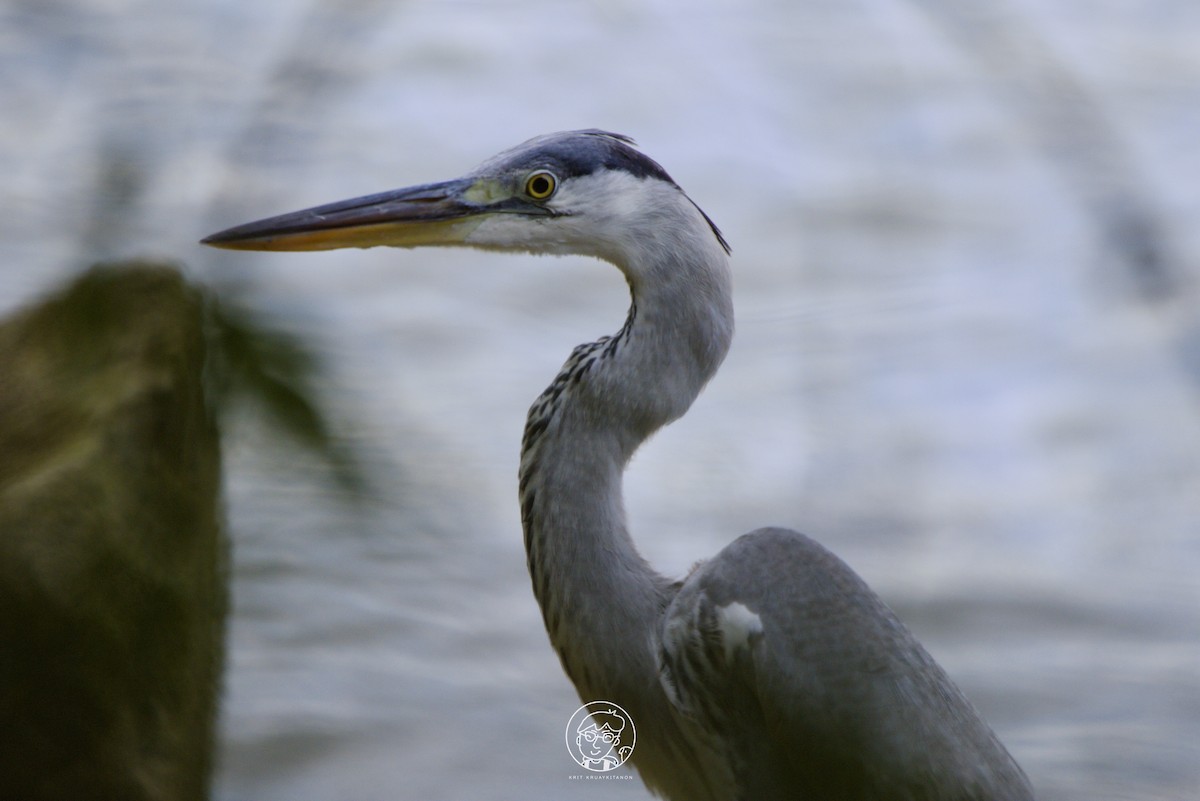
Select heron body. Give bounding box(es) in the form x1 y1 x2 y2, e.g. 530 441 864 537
204 130 1034 800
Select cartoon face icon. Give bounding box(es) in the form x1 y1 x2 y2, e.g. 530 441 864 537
575 708 626 763
566 701 636 772
577 721 619 759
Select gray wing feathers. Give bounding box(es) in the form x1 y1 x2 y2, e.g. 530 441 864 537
659 527 1034 801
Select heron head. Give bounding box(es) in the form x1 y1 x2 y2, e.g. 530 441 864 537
201 130 729 266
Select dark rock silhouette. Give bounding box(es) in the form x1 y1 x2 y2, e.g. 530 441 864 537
0 263 225 801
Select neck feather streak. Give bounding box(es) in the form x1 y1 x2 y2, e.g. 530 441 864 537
517 229 733 699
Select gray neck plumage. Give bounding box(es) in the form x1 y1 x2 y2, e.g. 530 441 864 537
517 200 733 700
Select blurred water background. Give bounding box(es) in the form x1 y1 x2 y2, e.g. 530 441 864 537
4 1 1199 799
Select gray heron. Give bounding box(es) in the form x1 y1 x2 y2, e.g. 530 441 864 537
203 130 1034 800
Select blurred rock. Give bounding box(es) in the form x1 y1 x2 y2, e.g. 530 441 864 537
0 263 224 801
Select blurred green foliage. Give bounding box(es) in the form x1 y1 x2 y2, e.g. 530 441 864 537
0 260 363 800
206 293 366 496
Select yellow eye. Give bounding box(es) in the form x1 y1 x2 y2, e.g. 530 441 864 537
525 171 557 200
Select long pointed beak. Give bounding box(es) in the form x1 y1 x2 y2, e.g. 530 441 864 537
201 178 490 252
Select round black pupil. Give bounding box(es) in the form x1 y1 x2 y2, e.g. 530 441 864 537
530 175 551 196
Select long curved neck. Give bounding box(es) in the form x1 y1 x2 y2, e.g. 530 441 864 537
518 212 733 701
